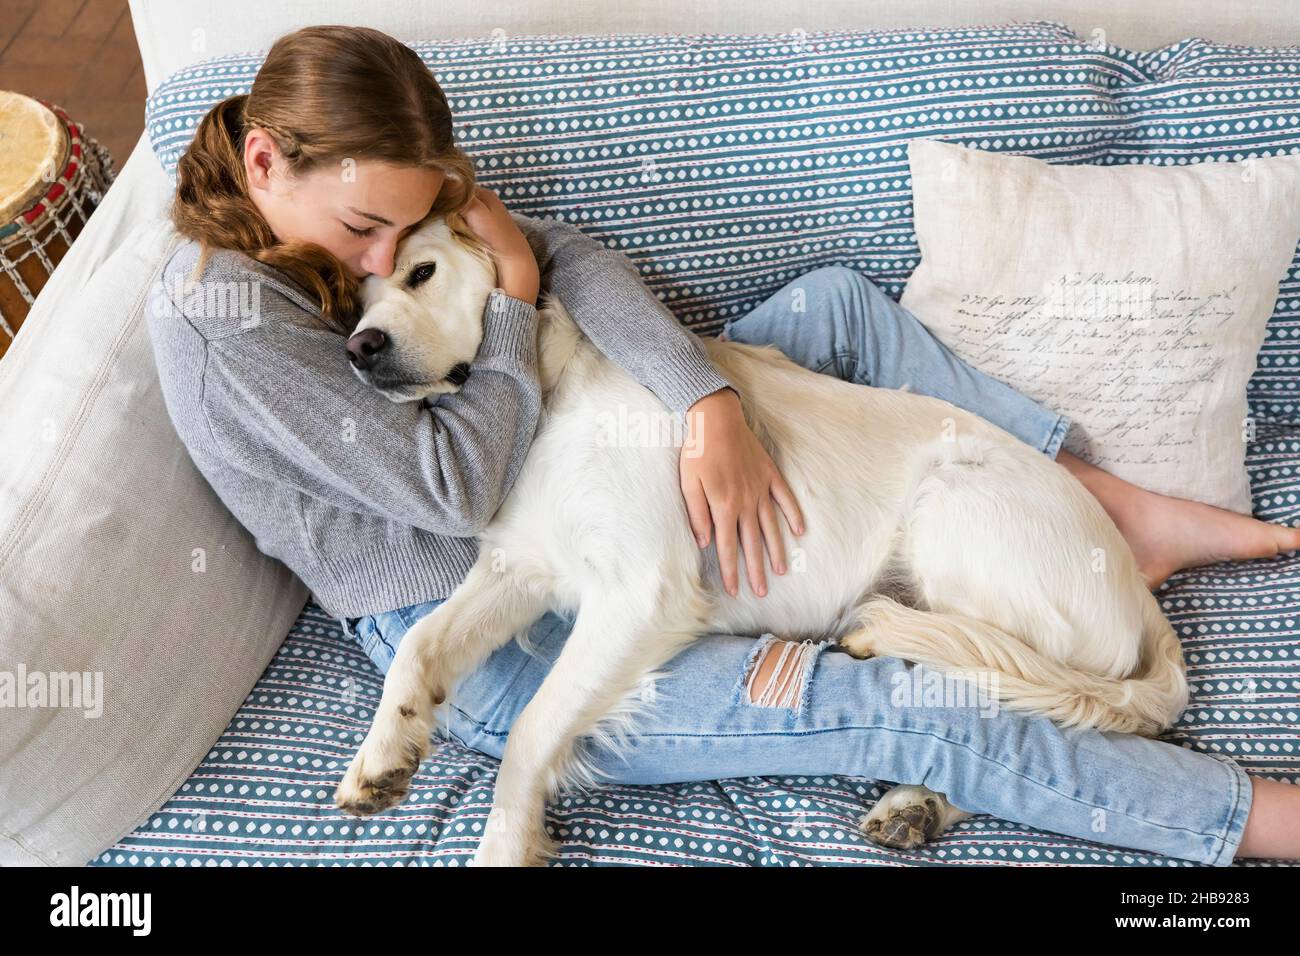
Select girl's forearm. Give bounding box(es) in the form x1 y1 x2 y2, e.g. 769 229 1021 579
512 212 733 417
496 256 540 305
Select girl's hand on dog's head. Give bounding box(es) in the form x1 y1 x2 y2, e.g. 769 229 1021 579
463 187 540 305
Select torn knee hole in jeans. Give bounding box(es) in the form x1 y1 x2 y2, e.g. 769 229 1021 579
737 635 824 715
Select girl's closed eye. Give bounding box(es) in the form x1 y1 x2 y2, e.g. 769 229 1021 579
342 221 374 238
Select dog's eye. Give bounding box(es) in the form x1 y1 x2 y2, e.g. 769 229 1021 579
405 262 437 289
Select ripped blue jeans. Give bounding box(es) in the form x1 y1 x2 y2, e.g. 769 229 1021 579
338 267 1253 865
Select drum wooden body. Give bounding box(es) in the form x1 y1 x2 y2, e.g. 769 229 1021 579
0 94 115 359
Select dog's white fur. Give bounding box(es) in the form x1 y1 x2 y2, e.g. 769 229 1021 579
334 219 1188 866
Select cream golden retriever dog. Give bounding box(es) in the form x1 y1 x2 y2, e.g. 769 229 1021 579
333 217 1188 867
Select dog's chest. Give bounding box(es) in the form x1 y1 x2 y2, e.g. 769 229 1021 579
480 358 691 564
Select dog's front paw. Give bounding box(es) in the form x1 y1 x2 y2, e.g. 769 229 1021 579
334 725 430 816
860 785 949 851
471 808 557 867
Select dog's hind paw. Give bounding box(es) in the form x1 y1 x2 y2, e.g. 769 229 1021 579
838 633 876 660
860 784 953 851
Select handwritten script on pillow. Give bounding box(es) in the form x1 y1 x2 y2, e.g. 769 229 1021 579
946 272 1238 469
900 139 1300 513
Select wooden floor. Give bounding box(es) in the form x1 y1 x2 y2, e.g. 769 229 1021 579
0 0 145 170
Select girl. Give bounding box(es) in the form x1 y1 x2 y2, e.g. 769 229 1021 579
148 24 1300 864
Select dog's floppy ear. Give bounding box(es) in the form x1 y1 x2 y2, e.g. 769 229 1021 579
443 211 496 278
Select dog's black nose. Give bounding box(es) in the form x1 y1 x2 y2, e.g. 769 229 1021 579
346 328 388 370
446 362 471 386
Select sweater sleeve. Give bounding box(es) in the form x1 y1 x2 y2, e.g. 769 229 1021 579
200 287 543 537
513 212 735 418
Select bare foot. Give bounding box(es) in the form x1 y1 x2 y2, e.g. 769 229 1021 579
1058 451 1300 589
1117 490 1300 589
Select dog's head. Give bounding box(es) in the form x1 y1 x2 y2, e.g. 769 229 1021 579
345 216 496 403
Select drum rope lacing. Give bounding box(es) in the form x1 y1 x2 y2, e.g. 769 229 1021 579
0 100 115 344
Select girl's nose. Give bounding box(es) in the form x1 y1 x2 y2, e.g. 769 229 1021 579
359 238 398 279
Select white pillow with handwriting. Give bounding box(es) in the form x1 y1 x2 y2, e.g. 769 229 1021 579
900 138 1300 513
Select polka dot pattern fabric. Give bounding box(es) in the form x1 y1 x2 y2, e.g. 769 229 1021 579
100 21 1300 865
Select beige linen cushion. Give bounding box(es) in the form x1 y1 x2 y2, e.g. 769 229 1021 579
0 158 307 865
900 138 1300 513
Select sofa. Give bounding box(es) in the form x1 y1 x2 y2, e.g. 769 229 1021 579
1 0 1297 867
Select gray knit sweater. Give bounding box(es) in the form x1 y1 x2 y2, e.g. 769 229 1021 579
146 213 733 619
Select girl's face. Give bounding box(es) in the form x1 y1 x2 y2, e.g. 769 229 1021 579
242 127 445 280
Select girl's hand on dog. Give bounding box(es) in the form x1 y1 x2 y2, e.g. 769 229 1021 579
462 186 540 305
680 388 805 598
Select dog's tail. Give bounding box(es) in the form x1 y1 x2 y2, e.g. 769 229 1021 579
843 591 1188 736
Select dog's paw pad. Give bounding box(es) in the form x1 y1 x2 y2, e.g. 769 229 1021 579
861 800 939 850
334 748 423 817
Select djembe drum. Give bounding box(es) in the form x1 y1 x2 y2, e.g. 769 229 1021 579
0 92 115 359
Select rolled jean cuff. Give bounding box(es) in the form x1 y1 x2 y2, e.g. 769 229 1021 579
1041 412 1073 460
1200 751 1254 866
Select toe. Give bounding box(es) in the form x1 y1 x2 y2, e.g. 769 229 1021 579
1278 524 1300 553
